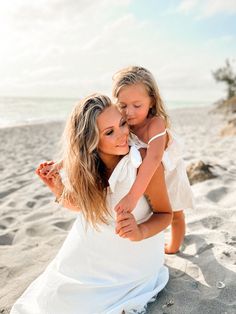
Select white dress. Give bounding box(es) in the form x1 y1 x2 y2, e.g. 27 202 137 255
10 146 169 314
129 129 194 212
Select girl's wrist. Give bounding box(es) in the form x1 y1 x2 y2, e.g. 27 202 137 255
128 191 139 206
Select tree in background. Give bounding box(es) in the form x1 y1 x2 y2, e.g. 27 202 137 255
212 59 236 100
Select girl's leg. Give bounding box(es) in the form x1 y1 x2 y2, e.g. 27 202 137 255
165 210 185 254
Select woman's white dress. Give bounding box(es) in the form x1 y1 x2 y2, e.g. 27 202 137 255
130 130 194 212
10 146 168 314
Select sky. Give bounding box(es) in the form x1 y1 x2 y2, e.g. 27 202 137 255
0 0 236 103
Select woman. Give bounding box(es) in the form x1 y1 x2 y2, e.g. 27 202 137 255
11 94 172 314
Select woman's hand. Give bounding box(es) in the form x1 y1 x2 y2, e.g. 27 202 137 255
35 161 63 197
46 160 63 178
115 211 143 241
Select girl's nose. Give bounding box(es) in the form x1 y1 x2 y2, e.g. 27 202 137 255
125 107 133 117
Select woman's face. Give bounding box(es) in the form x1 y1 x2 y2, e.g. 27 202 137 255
97 106 129 161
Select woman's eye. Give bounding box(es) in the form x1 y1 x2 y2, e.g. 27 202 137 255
134 104 141 108
121 120 127 127
105 130 113 136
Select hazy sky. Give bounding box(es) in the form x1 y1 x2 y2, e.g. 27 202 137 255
0 0 235 102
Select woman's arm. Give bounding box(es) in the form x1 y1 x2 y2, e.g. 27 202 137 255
139 162 173 239
116 162 172 241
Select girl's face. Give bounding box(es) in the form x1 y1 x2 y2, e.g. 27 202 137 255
117 83 153 127
97 106 129 162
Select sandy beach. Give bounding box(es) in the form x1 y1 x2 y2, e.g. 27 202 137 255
0 105 235 314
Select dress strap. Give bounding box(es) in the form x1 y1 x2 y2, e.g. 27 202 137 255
148 129 167 145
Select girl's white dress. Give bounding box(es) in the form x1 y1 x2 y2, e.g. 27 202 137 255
130 129 194 212
10 146 168 314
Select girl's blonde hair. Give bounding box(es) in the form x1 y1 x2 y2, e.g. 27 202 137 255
112 66 170 127
61 93 112 228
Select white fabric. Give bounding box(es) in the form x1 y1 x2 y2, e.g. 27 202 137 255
11 146 169 314
129 130 194 212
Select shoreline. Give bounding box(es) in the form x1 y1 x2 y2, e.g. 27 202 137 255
0 104 215 130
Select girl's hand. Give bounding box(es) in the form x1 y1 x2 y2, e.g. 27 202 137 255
35 161 63 196
114 193 138 213
115 211 143 241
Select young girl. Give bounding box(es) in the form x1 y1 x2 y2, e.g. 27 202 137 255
112 66 194 254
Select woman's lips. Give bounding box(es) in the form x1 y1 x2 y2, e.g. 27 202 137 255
117 140 128 147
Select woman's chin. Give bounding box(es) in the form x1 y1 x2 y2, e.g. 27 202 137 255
116 145 129 155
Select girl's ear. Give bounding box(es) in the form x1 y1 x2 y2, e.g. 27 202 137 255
149 107 155 116
149 97 156 115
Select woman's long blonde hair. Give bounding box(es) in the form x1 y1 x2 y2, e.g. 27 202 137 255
60 94 112 228
112 66 170 128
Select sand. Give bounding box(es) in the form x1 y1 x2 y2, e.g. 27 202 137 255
0 106 235 314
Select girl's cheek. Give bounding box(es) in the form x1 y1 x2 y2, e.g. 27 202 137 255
121 110 126 117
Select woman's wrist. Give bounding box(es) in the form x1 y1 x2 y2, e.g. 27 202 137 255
51 182 64 201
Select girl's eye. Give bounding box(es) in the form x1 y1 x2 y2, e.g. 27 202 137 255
121 120 127 127
105 130 113 136
134 104 141 108
119 104 127 109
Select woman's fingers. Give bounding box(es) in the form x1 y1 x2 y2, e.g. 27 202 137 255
118 226 133 237
116 212 136 234
115 219 132 234
120 231 133 238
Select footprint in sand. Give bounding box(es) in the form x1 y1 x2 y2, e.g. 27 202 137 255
34 193 52 200
201 216 223 230
53 219 74 231
0 217 16 230
206 187 227 202
24 211 52 222
26 201 36 208
0 188 18 199
0 224 6 230
0 232 14 245
7 201 16 207
226 235 236 247
25 227 38 237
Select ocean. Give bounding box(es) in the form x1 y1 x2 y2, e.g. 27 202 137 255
0 96 211 128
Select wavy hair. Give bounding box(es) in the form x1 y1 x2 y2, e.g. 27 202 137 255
60 94 112 228
112 66 170 128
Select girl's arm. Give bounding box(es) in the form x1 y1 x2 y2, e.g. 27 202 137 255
116 162 172 241
115 117 167 213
